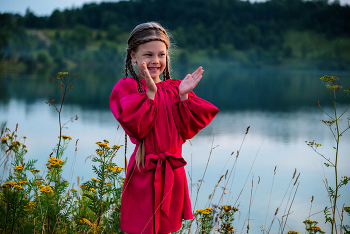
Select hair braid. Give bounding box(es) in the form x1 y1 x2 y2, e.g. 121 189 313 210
163 55 171 80
125 53 131 78
129 26 168 44
131 37 169 50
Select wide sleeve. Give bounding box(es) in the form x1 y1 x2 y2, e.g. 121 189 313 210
172 90 219 140
110 78 158 139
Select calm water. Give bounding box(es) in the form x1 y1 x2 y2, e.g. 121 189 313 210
1 66 350 233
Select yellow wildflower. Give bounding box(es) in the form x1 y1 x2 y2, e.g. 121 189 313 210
47 157 64 168
303 219 318 224
11 141 22 147
82 218 93 226
18 180 27 184
112 144 121 149
40 185 53 193
28 202 35 207
109 166 123 173
70 189 77 192
91 177 100 182
36 180 46 186
31 169 40 173
103 139 109 143
2 181 17 188
14 165 24 171
308 226 325 233
14 185 24 190
90 188 97 192
196 207 213 215
1 137 7 144
106 183 112 186
58 135 72 140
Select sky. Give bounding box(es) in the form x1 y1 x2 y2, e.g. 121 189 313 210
0 0 120 16
0 0 349 16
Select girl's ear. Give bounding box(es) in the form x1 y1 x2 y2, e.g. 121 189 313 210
130 51 137 63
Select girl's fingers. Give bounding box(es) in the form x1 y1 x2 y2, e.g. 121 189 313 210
184 74 191 80
192 67 202 77
192 68 203 82
142 63 151 79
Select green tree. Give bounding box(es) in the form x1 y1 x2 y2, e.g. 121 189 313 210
48 9 65 28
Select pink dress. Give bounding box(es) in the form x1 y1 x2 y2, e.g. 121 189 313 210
110 77 219 234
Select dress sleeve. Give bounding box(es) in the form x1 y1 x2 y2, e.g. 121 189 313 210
110 78 158 139
173 90 219 140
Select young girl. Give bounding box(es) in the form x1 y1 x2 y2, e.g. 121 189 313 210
110 22 219 234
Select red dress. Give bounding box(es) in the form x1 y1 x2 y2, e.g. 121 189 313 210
110 77 219 234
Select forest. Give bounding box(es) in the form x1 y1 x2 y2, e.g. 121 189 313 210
1 0 350 71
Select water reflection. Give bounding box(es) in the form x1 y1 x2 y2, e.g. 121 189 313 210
1 66 349 111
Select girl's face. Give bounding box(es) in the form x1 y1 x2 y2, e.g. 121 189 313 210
131 41 167 83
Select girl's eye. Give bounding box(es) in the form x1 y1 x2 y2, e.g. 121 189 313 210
159 54 165 57
145 54 152 56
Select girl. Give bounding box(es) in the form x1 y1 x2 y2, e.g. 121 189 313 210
110 22 219 234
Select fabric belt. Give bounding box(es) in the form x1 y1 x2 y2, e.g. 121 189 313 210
143 149 187 234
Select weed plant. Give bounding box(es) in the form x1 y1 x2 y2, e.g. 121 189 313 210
306 75 350 234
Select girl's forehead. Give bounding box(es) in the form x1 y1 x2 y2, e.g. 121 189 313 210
137 41 167 51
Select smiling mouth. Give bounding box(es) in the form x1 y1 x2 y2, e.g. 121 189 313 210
148 67 159 72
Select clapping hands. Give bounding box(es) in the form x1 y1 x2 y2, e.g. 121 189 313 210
142 63 204 101
179 67 203 101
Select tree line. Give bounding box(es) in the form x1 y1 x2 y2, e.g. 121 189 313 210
1 0 350 70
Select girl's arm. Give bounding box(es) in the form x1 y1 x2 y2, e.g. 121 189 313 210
110 77 158 139
172 67 219 140
178 67 203 101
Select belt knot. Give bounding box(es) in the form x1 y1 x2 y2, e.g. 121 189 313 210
158 153 166 161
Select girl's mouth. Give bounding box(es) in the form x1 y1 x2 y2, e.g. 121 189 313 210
148 67 159 72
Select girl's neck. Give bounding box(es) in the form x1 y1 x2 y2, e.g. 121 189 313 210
140 76 162 83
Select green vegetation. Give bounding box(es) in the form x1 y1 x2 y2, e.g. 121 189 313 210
1 0 350 71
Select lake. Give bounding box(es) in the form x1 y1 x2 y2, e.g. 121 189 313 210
1 65 350 233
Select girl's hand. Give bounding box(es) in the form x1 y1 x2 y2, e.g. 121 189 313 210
178 67 203 101
142 62 157 100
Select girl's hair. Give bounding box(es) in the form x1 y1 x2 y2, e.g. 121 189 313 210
124 22 171 169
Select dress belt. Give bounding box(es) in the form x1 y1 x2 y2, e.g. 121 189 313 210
143 149 187 234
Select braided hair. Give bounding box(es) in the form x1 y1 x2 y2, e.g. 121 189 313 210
124 22 172 169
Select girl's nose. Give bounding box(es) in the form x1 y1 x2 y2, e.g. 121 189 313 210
152 57 159 64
